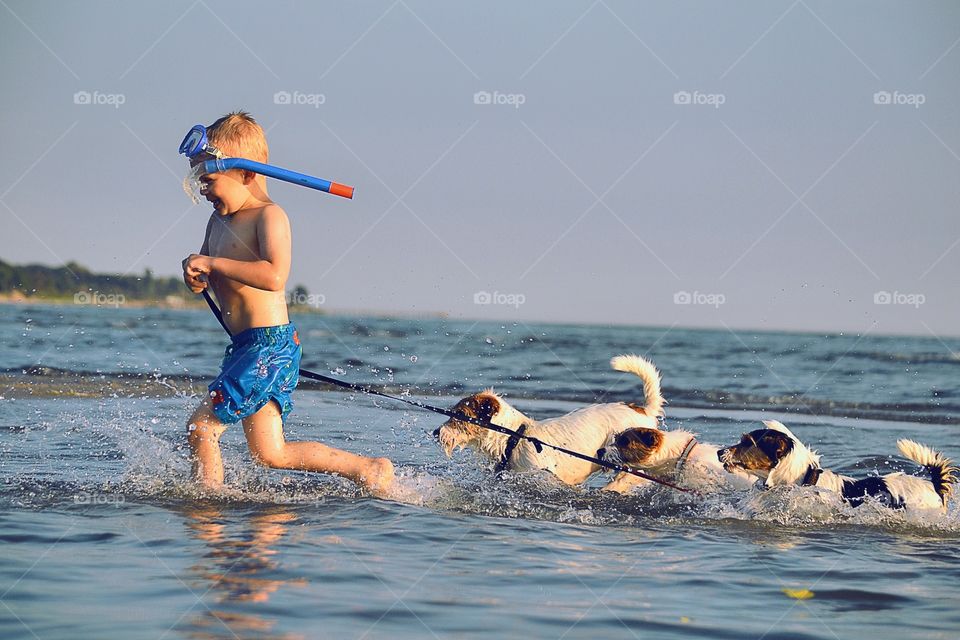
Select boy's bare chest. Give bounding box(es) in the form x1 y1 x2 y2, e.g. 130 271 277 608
208 216 260 261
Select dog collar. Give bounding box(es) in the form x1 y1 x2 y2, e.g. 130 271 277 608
495 423 529 473
801 465 823 486
674 436 698 478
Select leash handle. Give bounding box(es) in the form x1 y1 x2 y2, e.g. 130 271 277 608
199 291 691 493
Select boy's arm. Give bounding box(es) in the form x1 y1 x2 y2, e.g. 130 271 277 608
185 206 291 292
183 215 214 293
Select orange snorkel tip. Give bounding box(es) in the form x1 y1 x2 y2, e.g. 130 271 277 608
329 182 354 199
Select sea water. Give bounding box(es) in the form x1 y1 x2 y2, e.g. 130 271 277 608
1 304 958 639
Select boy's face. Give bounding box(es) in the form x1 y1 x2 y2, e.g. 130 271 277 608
189 153 252 216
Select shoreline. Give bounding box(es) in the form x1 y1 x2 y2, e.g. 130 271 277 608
2 295 957 341
0 294 335 314
3 371 957 426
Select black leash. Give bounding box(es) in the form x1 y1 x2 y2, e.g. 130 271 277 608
201 291 690 492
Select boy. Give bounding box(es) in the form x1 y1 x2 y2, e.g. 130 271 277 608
181 112 394 495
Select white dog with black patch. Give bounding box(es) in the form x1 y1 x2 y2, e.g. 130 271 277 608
717 420 957 511
433 355 664 485
597 427 757 493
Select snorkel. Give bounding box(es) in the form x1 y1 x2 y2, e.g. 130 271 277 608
178 124 354 203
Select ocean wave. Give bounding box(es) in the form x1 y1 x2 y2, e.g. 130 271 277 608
847 350 960 366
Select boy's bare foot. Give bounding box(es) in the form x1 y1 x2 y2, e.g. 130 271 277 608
362 457 395 497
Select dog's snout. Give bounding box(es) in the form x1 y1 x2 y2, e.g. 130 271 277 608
717 446 737 471
432 427 442 439
596 447 606 459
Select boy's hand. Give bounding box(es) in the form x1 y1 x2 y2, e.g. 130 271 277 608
182 254 214 294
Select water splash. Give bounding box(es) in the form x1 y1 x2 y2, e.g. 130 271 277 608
4 397 959 536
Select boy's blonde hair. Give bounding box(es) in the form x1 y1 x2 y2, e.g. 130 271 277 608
207 111 269 163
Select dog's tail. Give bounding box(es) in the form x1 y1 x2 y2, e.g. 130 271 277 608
611 355 665 418
897 439 958 506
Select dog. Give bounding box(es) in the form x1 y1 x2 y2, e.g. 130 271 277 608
717 420 957 511
433 355 664 485
597 427 757 493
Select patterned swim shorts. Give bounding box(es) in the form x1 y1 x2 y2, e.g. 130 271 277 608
208 323 301 424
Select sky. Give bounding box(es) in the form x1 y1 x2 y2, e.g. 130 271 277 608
1 1 958 338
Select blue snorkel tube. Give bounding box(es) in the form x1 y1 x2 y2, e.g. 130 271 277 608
197 157 354 199
179 124 354 199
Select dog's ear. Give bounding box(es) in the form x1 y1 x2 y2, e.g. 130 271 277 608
637 429 659 447
757 430 794 462
475 395 500 423
617 428 660 450
773 434 793 459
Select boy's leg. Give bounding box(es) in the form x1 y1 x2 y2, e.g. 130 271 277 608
241 401 394 495
187 401 229 488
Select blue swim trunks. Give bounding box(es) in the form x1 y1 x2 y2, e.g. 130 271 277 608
208 324 302 424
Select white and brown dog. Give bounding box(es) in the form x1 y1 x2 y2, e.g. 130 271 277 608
433 355 664 485
717 420 957 511
597 427 757 493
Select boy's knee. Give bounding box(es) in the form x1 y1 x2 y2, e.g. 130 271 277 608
186 420 224 447
250 446 288 468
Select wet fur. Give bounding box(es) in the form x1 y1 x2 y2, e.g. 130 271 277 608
598 427 756 493
434 355 665 485
717 420 957 511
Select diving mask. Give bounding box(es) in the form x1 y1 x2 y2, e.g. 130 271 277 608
180 124 221 205
179 124 223 159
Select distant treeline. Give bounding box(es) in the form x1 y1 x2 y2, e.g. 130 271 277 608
0 259 184 299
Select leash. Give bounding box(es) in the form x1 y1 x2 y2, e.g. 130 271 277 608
200 290 691 493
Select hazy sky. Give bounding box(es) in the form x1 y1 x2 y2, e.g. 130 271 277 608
1 1 958 337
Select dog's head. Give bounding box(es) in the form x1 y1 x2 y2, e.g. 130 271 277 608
433 391 507 457
597 427 664 467
717 420 814 484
